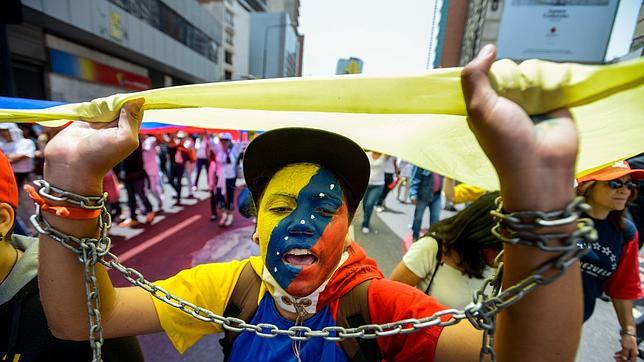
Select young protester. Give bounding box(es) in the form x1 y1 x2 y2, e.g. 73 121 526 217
36 45 584 361
0 152 143 361
390 192 502 309
576 161 643 362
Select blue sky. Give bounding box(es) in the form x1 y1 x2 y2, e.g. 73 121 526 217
299 0 640 76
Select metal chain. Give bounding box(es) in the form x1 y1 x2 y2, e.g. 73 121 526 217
30 182 597 362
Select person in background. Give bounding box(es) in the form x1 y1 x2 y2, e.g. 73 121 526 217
158 134 171 182
194 133 211 192
390 192 502 309
215 133 241 227
410 166 443 240
0 123 35 193
118 142 156 228
396 158 414 204
0 123 36 236
443 177 487 206
103 169 122 222
207 135 219 222
142 135 165 212
576 161 643 361
182 134 197 199
169 131 189 205
361 151 385 234
0 152 144 361
375 155 398 212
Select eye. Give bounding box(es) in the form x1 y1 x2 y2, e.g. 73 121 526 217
316 207 338 217
270 206 293 214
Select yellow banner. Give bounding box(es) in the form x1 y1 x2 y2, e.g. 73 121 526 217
1 58 642 190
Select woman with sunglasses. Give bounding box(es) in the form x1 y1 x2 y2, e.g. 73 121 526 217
576 161 644 362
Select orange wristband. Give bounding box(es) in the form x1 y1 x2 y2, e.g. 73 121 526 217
24 184 102 220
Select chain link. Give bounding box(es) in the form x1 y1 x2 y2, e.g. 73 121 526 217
30 183 597 362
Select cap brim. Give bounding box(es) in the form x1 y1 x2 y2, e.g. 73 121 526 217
243 128 370 214
577 168 644 183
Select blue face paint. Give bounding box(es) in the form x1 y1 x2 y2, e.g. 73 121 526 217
266 167 344 293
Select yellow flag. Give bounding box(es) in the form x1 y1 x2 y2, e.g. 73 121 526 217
1 58 642 190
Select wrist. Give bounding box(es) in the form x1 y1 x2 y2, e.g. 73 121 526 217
44 165 103 196
620 328 637 338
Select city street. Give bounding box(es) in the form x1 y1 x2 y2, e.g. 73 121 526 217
1 1 642 361
104 179 642 361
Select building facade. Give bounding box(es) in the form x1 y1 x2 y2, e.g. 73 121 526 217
3 0 223 101
199 0 302 80
249 11 300 78
430 0 634 67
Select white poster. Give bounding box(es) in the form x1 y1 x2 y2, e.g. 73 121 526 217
496 0 620 63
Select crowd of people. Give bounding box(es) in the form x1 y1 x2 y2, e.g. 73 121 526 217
0 123 250 235
0 45 643 361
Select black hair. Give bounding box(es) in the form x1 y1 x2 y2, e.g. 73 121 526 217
425 191 501 279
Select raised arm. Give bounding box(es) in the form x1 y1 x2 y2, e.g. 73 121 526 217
435 45 582 361
38 100 162 340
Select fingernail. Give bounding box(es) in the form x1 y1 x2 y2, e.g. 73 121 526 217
478 44 493 59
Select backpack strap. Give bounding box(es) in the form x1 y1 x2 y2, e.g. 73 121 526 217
337 279 381 362
220 262 261 361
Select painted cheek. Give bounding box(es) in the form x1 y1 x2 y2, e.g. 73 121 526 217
287 204 349 296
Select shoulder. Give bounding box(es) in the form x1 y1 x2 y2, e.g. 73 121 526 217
406 236 439 258
624 218 637 240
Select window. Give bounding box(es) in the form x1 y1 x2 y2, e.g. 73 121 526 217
225 9 234 27
225 50 233 65
108 0 218 62
225 30 234 46
224 70 232 80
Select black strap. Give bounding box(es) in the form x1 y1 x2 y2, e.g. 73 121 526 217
425 239 444 295
220 262 261 362
337 280 381 362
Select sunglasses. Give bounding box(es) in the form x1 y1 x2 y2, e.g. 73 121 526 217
598 180 638 190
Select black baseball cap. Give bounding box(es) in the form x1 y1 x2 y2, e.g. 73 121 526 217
243 128 370 217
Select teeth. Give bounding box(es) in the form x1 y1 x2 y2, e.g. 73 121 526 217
287 248 311 256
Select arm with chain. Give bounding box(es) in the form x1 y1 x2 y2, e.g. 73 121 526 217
612 299 638 361
434 45 582 361
37 100 163 341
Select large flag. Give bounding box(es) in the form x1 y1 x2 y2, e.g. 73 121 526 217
1 58 642 190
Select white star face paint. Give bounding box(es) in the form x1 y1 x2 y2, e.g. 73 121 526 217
276 251 280 255
284 236 289 241
300 220 306 224
310 215 315 219
319 193 325 198
329 184 335 190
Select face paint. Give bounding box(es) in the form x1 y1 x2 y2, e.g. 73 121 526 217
257 163 349 297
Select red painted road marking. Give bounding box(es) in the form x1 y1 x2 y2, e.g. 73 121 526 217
118 215 203 262
401 232 413 253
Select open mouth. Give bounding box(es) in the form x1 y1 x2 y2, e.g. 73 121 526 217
283 248 319 267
